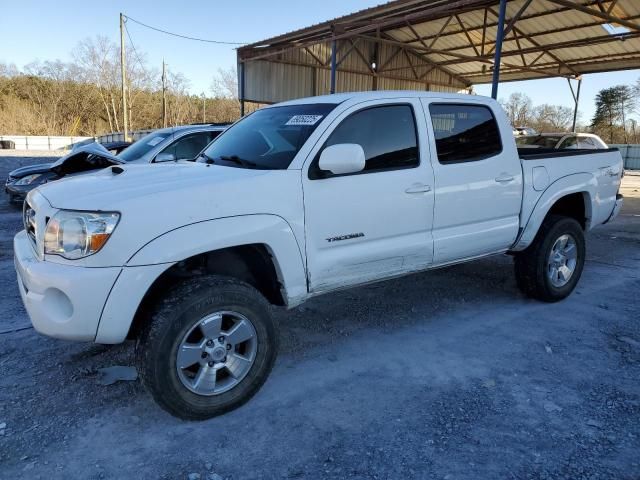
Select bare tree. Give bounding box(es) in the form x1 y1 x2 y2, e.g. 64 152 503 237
533 104 574 132
210 67 238 99
500 92 533 127
73 36 121 131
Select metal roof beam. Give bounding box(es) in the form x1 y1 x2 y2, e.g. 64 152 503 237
251 56 467 90
455 14 481 57
418 13 640 56
546 0 640 32
464 52 640 78
303 47 325 66
481 8 488 55
502 0 534 38
396 0 611 49
403 49 420 79
512 29 527 67
336 38 362 67
429 15 454 49
435 30 640 67
356 33 571 80
392 25 471 85
606 0 619 14
349 39 376 73
240 0 488 51
377 46 403 71
486 6 581 76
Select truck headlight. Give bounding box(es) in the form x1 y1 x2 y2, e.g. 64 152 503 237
44 210 120 259
15 173 44 185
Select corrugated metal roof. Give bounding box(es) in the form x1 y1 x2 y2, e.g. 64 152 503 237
238 0 640 104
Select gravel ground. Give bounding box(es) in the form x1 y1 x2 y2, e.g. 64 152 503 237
0 152 639 480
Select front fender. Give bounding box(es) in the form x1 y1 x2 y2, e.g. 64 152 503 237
512 173 596 251
126 214 308 305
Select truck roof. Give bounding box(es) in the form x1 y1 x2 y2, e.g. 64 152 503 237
274 90 489 107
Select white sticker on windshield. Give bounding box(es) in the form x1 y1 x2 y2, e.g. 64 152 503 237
285 115 323 126
147 136 164 146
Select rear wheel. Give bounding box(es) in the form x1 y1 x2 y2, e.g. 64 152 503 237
514 215 585 302
136 275 278 420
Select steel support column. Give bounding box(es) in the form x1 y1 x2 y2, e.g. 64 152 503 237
569 77 582 132
491 0 507 99
239 61 246 117
330 38 337 94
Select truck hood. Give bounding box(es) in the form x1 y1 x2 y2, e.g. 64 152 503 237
36 161 274 211
32 161 302 267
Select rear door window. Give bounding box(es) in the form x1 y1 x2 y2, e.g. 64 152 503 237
429 104 502 163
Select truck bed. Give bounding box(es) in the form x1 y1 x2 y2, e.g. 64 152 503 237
517 147 623 247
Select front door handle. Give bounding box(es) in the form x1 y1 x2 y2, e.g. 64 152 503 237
405 183 432 194
495 174 515 183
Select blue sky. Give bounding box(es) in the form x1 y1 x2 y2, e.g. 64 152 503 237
2 0 638 123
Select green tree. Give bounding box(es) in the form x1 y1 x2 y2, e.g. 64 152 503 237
591 85 635 143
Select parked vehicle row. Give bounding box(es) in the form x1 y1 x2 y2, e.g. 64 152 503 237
5 124 228 203
516 132 608 150
13 91 624 420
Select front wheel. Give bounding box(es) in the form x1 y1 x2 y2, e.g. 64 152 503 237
136 275 278 420
514 215 586 302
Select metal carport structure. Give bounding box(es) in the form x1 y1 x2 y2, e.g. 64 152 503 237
237 0 640 124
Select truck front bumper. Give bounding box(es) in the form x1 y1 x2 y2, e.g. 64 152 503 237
14 230 174 344
14 230 121 341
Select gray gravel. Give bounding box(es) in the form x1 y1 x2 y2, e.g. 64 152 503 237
1 153 639 479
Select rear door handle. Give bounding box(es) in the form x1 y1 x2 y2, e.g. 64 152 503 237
495 174 515 183
405 183 432 194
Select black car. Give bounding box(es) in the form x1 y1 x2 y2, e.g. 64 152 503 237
5 141 131 203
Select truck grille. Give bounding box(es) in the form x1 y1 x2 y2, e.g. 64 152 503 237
23 200 37 246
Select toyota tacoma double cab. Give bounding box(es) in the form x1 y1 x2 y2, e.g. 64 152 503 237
14 91 623 419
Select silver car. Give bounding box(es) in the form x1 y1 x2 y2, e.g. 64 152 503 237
119 124 228 164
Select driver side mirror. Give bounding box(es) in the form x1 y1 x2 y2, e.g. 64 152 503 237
318 143 365 175
155 152 176 162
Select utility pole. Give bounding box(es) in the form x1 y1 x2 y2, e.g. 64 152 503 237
202 93 206 123
162 60 167 128
119 13 129 140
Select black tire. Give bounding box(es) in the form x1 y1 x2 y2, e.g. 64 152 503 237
514 215 585 302
136 275 278 420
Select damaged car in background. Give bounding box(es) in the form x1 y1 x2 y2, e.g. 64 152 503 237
5 124 228 203
5 141 130 203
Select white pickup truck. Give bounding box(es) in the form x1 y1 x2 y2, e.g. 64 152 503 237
14 91 623 419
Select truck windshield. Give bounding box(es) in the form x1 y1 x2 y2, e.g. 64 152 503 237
200 104 336 170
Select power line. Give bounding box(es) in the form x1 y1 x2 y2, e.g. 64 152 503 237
124 14 247 45
123 21 149 75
